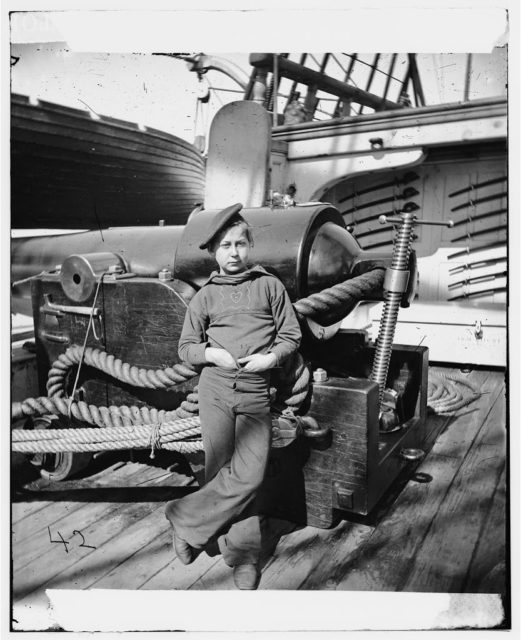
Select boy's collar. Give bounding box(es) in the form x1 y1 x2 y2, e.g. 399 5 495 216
202 264 271 286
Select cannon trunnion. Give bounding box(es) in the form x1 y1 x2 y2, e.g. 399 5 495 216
26 203 428 528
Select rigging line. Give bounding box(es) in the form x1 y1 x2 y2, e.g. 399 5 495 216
341 53 403 83
308 53 323 69
330 53 350 77
210 87 246 94
67 273 106 418
210 86 225 107
265 88 339 103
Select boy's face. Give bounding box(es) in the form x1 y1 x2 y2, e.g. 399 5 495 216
211 224 252 275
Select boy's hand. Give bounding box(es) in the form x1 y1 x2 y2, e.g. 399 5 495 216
237 353 277 372
205 347 238 370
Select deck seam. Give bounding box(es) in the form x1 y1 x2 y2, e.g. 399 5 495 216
396 372 505 591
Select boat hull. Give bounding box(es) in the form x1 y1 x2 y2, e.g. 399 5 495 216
11 94 205 229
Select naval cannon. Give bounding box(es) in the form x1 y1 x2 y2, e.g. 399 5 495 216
12 202 429 528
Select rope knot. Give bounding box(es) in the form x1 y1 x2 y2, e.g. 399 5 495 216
148 422 162 459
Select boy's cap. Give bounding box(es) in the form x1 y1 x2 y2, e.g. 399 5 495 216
199 202 244 249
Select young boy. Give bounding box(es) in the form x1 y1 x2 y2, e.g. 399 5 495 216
165 203 301 590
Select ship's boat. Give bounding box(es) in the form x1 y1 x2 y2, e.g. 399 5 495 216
11 93 205 229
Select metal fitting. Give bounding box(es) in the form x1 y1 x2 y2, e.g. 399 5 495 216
107 264 124 274
383 268 410 293
369 137 384 150
313 367 328 383
158 268 173 282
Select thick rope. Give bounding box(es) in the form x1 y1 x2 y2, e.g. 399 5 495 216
293 269 384 324
12 420 204 454
46 345 199 397
427 372 481 413
273 351 311 411
12 395 197 428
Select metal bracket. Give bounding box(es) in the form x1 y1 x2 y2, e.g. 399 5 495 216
332 481 354 511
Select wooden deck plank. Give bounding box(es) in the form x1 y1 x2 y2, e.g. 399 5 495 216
12 462 158 544
139 545 222 590
27 507 171 592
91 476 197 590
462 467 507 593
12 463 182 573
11 459 131 523
13 470 196 599
400 382 506 592
187 518 302 590
261 520 373 590
141 518 298 590
93 529 173 589
13 506 170 621
300 454 461 590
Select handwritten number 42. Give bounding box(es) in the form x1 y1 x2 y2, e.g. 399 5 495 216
48 526 96 553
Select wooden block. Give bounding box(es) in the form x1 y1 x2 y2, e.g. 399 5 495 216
305 376 378 525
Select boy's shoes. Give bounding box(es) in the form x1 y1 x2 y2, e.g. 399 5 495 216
173 531 194 565
233 564 260 590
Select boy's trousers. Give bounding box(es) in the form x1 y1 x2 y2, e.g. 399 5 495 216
165 365 272 566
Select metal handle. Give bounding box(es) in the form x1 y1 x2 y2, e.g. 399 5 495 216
42 294 101 317
379 215 453 228
39 330 70 344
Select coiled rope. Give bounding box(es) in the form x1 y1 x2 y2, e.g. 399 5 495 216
427 372 481 414
11 349 311 455
46 345 199 397
12 268 384 455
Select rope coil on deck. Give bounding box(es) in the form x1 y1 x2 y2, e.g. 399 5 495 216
427 372 481 414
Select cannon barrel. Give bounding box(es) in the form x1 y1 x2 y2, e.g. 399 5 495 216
12 204 405 314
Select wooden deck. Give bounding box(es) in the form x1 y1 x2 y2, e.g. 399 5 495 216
11 366 507 628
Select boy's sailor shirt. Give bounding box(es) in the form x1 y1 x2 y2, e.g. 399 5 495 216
178 265 301 367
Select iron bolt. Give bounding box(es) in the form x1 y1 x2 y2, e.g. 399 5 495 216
158 268 173 282
313 368 328 383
